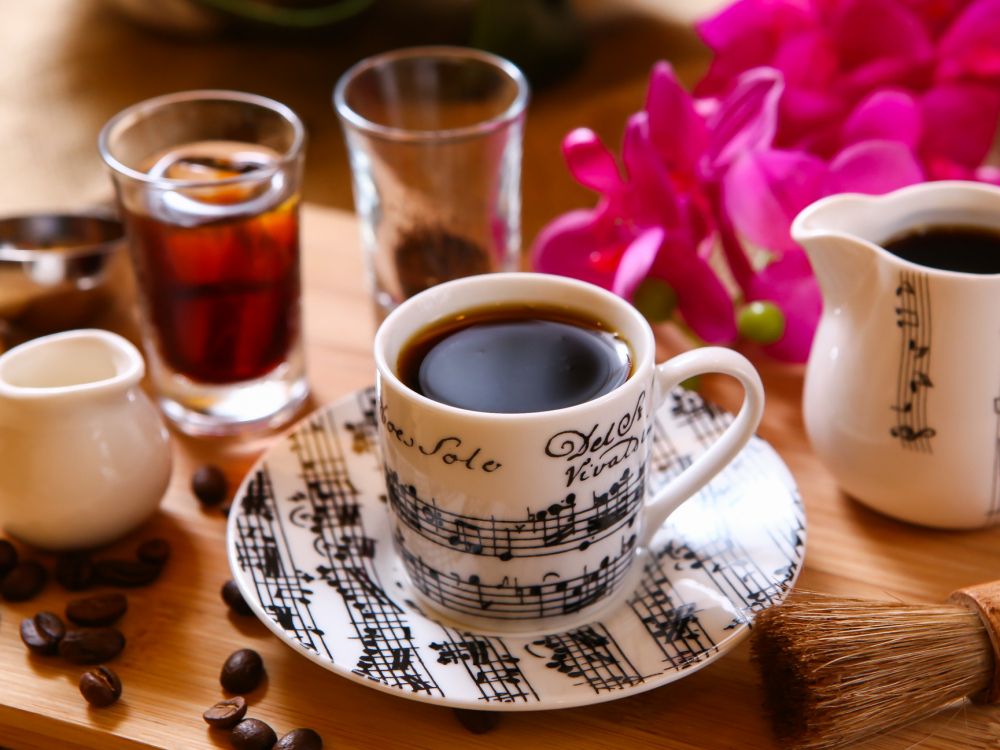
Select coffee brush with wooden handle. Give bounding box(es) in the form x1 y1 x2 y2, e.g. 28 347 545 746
749 583 1000 749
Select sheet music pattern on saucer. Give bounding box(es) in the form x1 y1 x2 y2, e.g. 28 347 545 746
228 386 806 710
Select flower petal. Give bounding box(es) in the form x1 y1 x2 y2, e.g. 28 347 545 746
622 112 680 229
829 139 924 194
723 148 828 253
612 227 665 300
649 237 738 343
703 67 785 176
696 0 812 95
562 128 623 194
645 61 708 174
531 206 619 289
829 0 933 69
937 0 1000 80
746 249 822 362
919 82 1000 168
842 90 921 147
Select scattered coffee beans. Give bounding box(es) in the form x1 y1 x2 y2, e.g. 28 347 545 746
66 593 128 627
231 718 277 750
192 465 228 506
221 648 265 694
203 696 248 729
222 580 253 617
0 539 17 577
136 538 171 567
58 627 126 664
2 560 47 601
275 728 323 750
453 708 500 734
20 612 65 655
55 553 94 591
94 559 161 588
79 666 122 707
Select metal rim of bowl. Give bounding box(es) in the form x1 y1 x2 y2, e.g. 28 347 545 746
0 212 125 263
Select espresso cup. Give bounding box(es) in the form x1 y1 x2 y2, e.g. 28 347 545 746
374 273 764 631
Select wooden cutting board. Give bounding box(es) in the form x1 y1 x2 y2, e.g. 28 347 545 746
1 205 999 750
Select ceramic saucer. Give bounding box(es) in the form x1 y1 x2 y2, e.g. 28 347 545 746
227 386 805 710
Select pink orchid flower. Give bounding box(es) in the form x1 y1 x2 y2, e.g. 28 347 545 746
533 0 1000 364
697 0 1000 173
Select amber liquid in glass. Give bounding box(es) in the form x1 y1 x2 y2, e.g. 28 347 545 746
123 141 300 384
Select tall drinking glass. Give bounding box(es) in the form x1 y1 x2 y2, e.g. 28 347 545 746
334 46 529 320
99 91 308 436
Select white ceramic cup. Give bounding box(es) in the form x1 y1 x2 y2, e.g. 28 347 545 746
374 273 764 631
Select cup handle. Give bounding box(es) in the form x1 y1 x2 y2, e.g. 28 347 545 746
640 347 765 548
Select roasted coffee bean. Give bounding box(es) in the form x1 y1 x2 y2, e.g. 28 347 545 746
20 612 65 655
136 538 171 567
0 539 17 577
79 666 122 707
58 627 126 664
453 709 500 734
2 560 47 601
66 593 128 627
94 559 161 588
222 579 253 617
220 648 265 694
192 465 228 506
231 718 277 750
202 696 247 729
55 553 94 592
275 728 323 750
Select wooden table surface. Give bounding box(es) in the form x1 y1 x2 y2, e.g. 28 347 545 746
2 205 1000 750
3 3 1000 747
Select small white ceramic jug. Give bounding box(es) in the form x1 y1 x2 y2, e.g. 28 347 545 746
0 329 172 549
793 181 1000 529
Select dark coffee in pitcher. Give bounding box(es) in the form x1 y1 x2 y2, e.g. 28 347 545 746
397 304 632 414
883 225 1000 274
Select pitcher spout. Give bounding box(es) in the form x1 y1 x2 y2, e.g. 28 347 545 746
792 194 881 308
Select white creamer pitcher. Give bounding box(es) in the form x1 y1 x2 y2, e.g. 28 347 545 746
793 181 1000 529
0 329 172 548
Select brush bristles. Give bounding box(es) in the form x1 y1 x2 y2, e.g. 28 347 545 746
750 592 994 750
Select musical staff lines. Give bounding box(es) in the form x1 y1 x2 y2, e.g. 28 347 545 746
670 389 730 452
342 388 379 456
398 531 637 620
429 628 539 703
648 403 692 483
234 468 329 659
628 557 719 669
891 271 935 451
525 624 646 693
289 412 442 696
385 466 643 560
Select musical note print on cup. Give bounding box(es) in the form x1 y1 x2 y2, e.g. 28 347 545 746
384 466 644 560
395 529 638 620
891 271 936 452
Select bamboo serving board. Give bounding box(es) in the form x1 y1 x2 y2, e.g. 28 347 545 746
1 206 999 750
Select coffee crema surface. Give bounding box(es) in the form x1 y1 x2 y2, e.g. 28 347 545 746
397 304 632 414
883 224 1000 274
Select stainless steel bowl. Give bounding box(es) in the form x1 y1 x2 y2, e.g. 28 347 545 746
0 213 128 333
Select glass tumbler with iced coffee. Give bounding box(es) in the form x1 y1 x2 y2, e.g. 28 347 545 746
99 91 308 436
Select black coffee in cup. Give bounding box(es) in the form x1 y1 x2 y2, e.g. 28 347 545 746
883 224 1000 274
397 304 632 413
